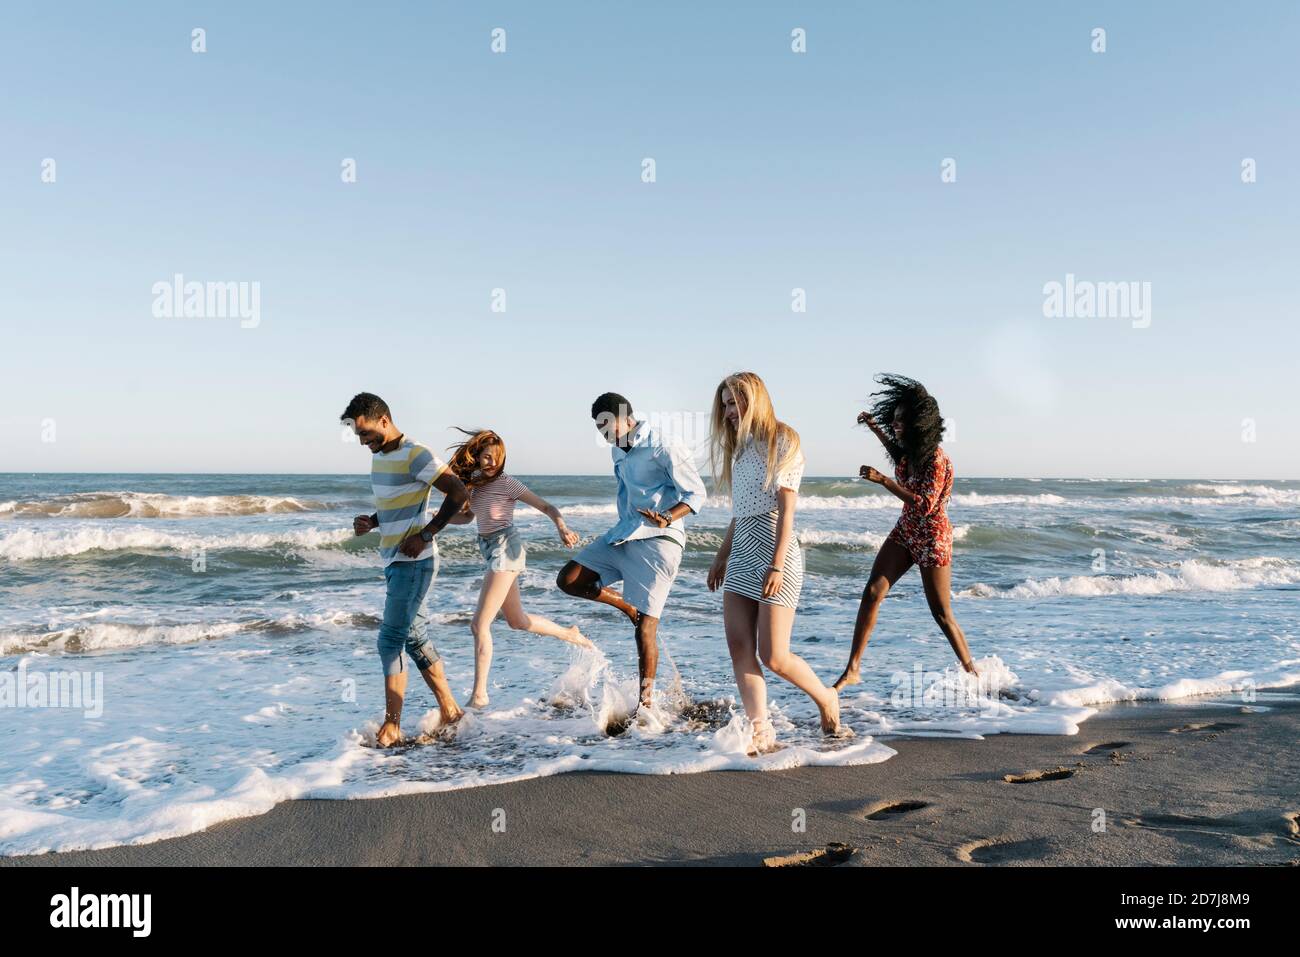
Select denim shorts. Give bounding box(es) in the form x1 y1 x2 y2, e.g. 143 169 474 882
572 534 683 619
377 557 441 676
478 524 526 573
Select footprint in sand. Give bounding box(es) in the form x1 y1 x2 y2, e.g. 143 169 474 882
1002 767 1076 784
1124 812 1246 831
763 842 856 868
1168 721 1239 735
957 836 1057 865
1082 741 1132 755
1122 809 1300 846
861 799 931 821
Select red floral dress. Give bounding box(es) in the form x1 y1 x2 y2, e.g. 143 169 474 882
885 446 954 567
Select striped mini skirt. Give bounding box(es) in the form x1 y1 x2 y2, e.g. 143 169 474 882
722 511 804 608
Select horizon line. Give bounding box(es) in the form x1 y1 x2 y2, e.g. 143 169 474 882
0 472 1296 482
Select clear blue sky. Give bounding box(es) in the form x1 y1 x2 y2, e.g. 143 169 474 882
2 2 1296 477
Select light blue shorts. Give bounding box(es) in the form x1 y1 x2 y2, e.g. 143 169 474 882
573 534 683 619
478 524 526 573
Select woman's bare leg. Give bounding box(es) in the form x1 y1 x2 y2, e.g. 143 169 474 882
757 602 844 734
500 579 592 648
468 569 519 707
833 538 914 690
919 564 978 676
723 591 770 749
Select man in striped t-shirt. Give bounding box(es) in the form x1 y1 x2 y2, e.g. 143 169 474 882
343 392 469 748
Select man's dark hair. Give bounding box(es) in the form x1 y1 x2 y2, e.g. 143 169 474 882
591 392 633 421
341 392 391 423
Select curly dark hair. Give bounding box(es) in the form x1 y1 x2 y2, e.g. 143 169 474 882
340 392 390 424
867 374 945 474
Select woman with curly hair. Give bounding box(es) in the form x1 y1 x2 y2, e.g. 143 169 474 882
832 375 979 691
707 372 849 753
445 428 593 708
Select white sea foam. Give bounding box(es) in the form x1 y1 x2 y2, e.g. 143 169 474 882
1034 667 1300 708
553 503 619 516
0 525 354 561
1131 487 1300 508
797 529 888 549
951 492 1069 507
1189 483 1251 496
0 491 330 519
793 493 1068 510
0 609 385 656
959 557 1300 599
0 732 374 855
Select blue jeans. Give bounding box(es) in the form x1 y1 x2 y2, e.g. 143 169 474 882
377 558 440 676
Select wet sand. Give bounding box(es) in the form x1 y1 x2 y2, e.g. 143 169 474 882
5 691 1298 867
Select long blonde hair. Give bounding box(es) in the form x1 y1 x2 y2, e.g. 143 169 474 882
709 371 802 495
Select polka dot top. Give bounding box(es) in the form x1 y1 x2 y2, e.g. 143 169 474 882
730 433 805 518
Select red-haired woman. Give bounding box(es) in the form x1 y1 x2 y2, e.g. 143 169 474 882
447 429 592 708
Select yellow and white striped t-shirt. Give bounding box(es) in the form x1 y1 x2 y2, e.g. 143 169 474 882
370 438 448 566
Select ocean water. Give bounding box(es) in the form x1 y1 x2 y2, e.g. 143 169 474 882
2 472 1298 855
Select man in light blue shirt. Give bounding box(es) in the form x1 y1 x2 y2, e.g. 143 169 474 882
558 392 707 710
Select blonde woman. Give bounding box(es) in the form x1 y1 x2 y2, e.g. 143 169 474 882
446 429 592 708
706 372 848 753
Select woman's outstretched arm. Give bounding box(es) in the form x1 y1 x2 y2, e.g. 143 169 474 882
517 487 579 547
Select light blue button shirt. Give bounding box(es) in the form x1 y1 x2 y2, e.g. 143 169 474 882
603 421 707 548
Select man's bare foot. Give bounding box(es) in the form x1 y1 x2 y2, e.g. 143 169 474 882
559 625 594 649
441 703 465 725
819 687 853 737
832 667 861 692
467 692 489 709
961 658 980 678
376 720 403 747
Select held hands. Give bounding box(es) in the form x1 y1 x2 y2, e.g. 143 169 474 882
556 521 580 548
860 465 885 484
398 533 427 558
353 514 377 536
637 508 672 528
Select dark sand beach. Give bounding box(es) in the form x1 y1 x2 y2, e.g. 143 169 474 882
6 691 1298 867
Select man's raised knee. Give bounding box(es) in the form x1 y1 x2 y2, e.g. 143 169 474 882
556 562 584 594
